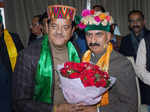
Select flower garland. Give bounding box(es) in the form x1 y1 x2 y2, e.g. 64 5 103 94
78 9 114 30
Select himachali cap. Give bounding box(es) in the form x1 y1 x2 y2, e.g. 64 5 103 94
47 5 76 21
76 9 114 32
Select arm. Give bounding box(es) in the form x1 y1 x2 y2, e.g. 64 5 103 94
100 55 138 112
135 39 150 85
12 51 53 112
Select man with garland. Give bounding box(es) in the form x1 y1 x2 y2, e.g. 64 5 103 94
12 5 82 112
77 10 138 112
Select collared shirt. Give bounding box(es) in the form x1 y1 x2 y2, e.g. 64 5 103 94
135 39 150 85
90 49 106 64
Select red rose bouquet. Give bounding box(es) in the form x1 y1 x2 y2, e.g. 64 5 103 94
57 62 116 105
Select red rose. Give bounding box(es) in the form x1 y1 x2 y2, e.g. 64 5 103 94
83 62 91 68
81 74 95 87
73 63 85 72
93 65 100 70
103 72 109 79
90 9 95 15
69 73 81 79
60 68 68 77
60 62 110 88
95 79 107 87
64 62 74 69
83 69 95 77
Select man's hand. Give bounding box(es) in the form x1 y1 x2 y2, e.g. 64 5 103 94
55 103 78 112
55 104 97 112
76 105 97 112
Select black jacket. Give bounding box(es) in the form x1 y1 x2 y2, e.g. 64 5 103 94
0 57 11 112
12 40 81 112
119 28 150 60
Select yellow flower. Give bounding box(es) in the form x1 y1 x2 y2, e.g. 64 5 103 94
99 13 106 20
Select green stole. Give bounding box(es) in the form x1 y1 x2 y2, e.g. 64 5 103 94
33 35 80 103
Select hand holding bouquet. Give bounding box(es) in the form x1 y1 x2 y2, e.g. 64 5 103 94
57 62 116 105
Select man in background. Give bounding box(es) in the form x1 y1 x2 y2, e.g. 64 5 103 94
135 37 150 112
119 10 150 112
28 15 43 45
92 5 105 12
119 10 149 60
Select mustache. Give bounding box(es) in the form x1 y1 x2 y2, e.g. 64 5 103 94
132 25 140 29
89 43 100 46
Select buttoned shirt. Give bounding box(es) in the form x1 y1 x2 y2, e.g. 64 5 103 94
135 39 150 85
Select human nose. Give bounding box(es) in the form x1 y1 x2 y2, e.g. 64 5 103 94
133 21 138 25
91 35 96 43
56 26 62 34
130 20 138 25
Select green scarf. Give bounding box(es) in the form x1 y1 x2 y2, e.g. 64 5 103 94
33 35 80 103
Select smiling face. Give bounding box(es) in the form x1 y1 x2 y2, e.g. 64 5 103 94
48 18 74 47
128 12 145 36
85 30 111 54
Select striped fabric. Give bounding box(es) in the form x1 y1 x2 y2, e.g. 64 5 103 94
47 5 76 21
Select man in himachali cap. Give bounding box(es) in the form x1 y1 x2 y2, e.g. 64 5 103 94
76 9 114 55
31 4 81 112
80 9 138 112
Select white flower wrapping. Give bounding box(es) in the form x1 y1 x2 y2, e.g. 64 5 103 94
57 64 116 105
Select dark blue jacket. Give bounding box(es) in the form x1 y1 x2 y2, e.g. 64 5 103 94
0 58 11 112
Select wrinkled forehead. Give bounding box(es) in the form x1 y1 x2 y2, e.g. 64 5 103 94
86 30 106 34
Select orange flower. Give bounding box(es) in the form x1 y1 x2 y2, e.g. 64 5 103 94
99 13 106 20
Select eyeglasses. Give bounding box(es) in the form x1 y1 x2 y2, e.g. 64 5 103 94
30 22 40 28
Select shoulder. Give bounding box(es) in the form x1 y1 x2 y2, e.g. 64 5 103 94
144 30 150 39
110 50 134 71
110 50 131 64
9 32 20 40
121 34 131 42
109 50 137 88
18 41 41 61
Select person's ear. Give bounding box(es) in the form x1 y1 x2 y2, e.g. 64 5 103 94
106 32 111 43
